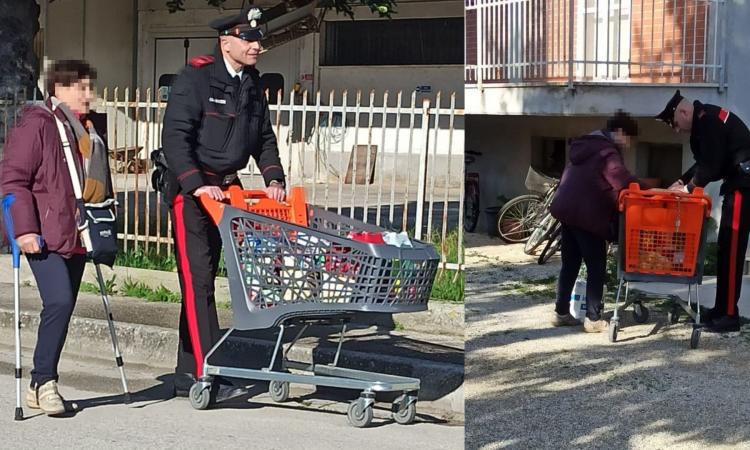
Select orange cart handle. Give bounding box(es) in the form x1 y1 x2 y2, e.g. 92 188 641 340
618 182 711 216
198 185 308 226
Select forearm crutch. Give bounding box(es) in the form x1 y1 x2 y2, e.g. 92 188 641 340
3 194 29 420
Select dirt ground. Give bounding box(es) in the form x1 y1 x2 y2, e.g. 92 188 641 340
464 234 750 450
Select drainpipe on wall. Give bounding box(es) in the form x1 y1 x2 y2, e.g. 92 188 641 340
566 0 574 91
81 0 86 59
39 0 49 96
132 0 138 90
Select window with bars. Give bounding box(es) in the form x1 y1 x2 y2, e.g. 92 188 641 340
322 18 464 66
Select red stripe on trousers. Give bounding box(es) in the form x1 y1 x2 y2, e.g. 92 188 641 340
173 195 205 377
728 190 742 317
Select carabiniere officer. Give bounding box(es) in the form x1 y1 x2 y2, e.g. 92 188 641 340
161 5 286 397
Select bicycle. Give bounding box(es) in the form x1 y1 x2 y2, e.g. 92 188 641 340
497 166 558 244
464 150 482 233
537 220 562 264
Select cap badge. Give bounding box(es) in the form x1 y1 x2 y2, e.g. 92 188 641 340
248 8 262 27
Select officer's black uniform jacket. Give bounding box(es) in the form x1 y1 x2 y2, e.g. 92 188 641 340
679 101 750 194
162 46 285 195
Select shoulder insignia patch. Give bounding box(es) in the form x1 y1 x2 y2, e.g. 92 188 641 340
719 108 730 124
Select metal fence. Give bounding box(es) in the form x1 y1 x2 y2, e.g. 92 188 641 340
465 0 727 88
1 88 465 272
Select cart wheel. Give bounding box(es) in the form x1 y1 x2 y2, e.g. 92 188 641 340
393 401 417 425
667 307 680 325
189 382 212 410
269 380 290 403
347 400 374 428
632 303 650 324
690 327 701 350
609 321 619 343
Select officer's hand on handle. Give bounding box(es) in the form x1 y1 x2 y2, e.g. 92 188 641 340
667 179 685 192
264 182 286 202
193 185 225 201
17 233 41 254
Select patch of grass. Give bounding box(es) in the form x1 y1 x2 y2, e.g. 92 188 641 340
511 275 557 299
115 246 177 272
121 277 153 298
80 282 100 295
431 269 464 303
148 285 182 303
115 245 228 277
79 275 117 295
393 321 405 331
428 229 461 264
426 228 464 303
606 248 619 292
533 275 557 285
121 277 181 303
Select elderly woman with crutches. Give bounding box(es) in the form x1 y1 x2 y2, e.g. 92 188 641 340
1 60 128 418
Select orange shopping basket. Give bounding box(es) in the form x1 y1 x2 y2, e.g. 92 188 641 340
609 183 712 349
200 185 309 227
618 183 712 279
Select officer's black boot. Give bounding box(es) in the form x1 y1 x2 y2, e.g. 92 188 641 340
704 315 741 332
172 373 197 397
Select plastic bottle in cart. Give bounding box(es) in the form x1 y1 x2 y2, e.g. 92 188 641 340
569 280 587 320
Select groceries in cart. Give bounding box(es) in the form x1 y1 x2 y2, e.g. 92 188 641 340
201 187 424 310
619 184 710 277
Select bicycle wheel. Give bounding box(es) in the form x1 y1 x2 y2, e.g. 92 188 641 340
538 222 562 265
496 195 543 243
524 213 557 254
464 186 481 233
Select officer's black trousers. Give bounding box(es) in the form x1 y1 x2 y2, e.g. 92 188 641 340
715 187 750 319
171 193 222 378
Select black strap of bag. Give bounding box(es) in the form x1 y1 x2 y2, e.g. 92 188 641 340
51 106 119 267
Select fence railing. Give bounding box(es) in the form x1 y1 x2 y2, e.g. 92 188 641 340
465 0 727 88
1 88 465 272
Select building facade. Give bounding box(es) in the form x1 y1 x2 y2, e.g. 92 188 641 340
464 0 744 234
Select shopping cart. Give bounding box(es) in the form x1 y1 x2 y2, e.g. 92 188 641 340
191 186 439 427
609 183 712 349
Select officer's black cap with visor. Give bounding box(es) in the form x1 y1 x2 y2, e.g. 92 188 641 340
209 5 264 41
655 89 684 128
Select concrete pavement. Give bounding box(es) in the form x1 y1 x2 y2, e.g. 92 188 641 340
0 344 463 449
0 280 464 419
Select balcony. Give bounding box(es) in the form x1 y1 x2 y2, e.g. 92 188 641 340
465 0 728 115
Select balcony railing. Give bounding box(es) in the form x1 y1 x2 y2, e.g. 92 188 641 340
465 0 727 87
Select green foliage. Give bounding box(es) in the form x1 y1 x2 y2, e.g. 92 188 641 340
431 269 464 303
427 228 464 302
121 277 182 303
115 247 177 272
703 242 718 276
79 282 100 295
79 275 117 296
